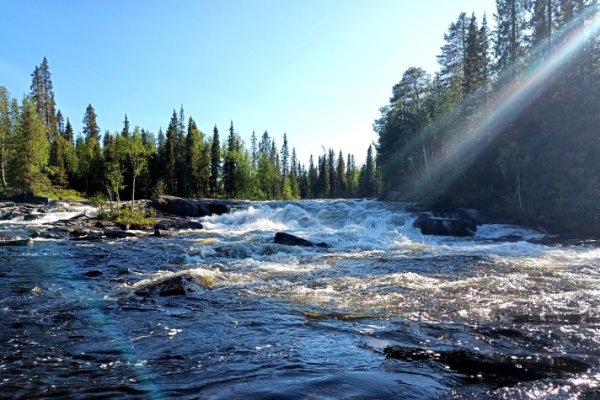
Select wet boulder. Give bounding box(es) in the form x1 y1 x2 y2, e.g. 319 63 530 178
0 237 34 247
274 232 328 248
154 219 203 231
151 195 200 217
134 274 201 297
104 229 138 239
414 215 477 237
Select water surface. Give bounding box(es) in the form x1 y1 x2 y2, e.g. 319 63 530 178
1 200 599 398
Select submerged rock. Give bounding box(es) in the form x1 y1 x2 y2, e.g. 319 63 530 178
274 232 328 248
384 346 590 387
84 270 103 278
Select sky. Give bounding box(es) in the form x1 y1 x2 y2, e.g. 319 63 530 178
1 0 496 165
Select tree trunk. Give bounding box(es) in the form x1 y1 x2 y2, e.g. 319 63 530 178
0 158 7 191
516 162 524 212
131 174 136 210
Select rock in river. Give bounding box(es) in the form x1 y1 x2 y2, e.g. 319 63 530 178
414 214 477 237
274 232 328 248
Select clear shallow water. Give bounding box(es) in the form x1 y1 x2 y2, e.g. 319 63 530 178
1 200 600 399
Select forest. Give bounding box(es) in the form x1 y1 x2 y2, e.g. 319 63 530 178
375 0 600 235
0 58 381 204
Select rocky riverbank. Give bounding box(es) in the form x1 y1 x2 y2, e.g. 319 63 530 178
0 196 242 245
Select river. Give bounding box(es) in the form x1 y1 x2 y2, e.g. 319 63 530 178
1 200 599 399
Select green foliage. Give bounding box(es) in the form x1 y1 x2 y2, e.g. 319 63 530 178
375 2 600 234
37 187 86 201
5 57 381 203
10 97 50 194
100 205 157 228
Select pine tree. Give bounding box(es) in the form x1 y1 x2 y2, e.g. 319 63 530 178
29 58 58 139
437 13 468 99
163 111 179 194
210 125 221 197
494 0 529 74
308 155 318 198
63 118 74 143
358 145 380 198
122 114 130 137
82 104 100 142
186 117 209 197
0 87 15 191
336 150 347 197
79 103 103 195
223 121 238 198
56 110 64 136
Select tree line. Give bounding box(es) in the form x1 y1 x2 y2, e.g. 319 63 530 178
375 0 600 234
0 58 381 203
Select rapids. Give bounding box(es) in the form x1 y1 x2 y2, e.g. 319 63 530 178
1 200 600 399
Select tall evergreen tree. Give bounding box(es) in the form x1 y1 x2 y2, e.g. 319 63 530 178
122 114 130 137
78 103 103 194
0 87 15 191
63 118 74 143
29 57 57 139
210 125 221 197
494 0 529 74
163 110 179 194
358 145 380 198
438 13 468 99
11 98 50 193
223 121 239 198
82 104 100 143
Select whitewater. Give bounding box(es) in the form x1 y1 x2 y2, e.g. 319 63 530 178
1 200 599 399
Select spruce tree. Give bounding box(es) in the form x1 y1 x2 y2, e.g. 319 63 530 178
223 121 238 198
163 111 179 194
210 125 221 197
63 118 74 143
122 114 130 137
0 87 15 191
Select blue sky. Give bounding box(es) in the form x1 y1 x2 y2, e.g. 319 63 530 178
2 0 496 164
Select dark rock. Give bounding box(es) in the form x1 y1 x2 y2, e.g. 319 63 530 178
23 214 40 221
84 270 103 278
155 219 203 231
0 238 34 247
0 201 15 208
69 229 103 241
208 202 229 216
196 200 231 217
414 215 477 237
104 230 137 239
384 346 590 388
274 232 329 248
151 195 200 217
134 275 199 297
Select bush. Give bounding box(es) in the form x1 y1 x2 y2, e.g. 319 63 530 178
100 205 157 228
